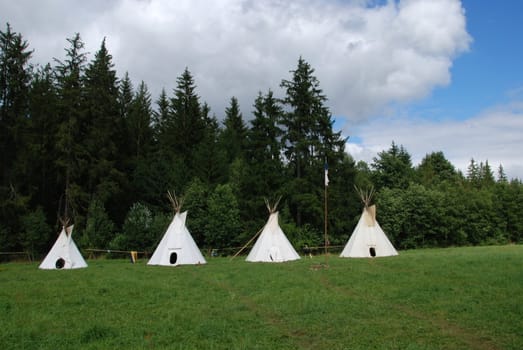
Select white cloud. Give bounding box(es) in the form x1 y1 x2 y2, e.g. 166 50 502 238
346 101 523 180
6 0 518 180
1 0 470 120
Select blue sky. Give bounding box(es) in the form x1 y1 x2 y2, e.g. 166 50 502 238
343 0 523 179
1 0 522 179
424 0 523 119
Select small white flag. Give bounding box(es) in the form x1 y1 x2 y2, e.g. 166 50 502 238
324 163 329 187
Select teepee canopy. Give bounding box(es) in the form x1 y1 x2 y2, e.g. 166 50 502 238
340 187 398 258
246 198 300 263
39 224 88 269
148 191 206 266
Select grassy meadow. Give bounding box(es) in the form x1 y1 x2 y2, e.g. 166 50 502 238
1 245 522 349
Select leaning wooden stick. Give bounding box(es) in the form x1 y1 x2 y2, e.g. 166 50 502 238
230 226 264 260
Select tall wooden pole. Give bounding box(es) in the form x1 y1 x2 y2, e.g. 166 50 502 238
324 184 328 256
324 160 329 262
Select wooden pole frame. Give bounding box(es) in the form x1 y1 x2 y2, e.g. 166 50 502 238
230 226 264 260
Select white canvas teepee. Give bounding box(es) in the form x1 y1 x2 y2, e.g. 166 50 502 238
148 192 206 266
340 188 398 258
39 224 88 269
246 199 300 263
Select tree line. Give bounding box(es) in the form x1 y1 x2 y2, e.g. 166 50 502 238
1 24 522 259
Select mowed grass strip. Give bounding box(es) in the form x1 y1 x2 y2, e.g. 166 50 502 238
0 245 522 349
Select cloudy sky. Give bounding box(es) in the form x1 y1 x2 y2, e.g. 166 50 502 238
2 0 522 179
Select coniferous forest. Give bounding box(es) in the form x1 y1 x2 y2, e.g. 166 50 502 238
1 24 522 259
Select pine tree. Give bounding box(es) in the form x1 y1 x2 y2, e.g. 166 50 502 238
371 141 414 190
118 72 133 120
83 38 122 205
26 64 60 218
130 87 175 209
127 81 155 208
246 91 283 176
168 68 204 154
479 160 495 187
0 23 33 245
219 96 247 165
193 103 227 186
163 68 205 187
54 33 88 221
152 88 169 142
248 91 283 163
280 57 345 227
128 81 153 159
467 158 480 188
0 23 33 188
115 72 135 178
417 151 458 187
116 72 134 168
242 90 285 231
497 164 508 183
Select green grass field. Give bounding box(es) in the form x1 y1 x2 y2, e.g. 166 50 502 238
1 245 522 349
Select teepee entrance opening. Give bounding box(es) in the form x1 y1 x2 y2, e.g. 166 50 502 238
269 246 281 261
169 252 178 265
369 247 376 257
55 258 65 269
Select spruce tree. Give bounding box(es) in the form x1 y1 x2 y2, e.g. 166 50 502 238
242 90 285 231
478 160 495 187
54 33 87 222
466 158 480 188
152 88 169 142
116 72 134 172
26 64 60 219
128 81 155 206
165 68 205 187
168 68 204 154
497 164 507 183
193 103 227 186
128 81 153 159
280 57 345 227
83 38 122 204
371 141 414 190
219 96 247 165
0 23 32 188
118 72 133 120
0 23 33 247
416 151 458 187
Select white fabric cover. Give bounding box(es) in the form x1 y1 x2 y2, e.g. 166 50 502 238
340 206 398 258
39 225 88 269
148 211 206 266
246 212 300 263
